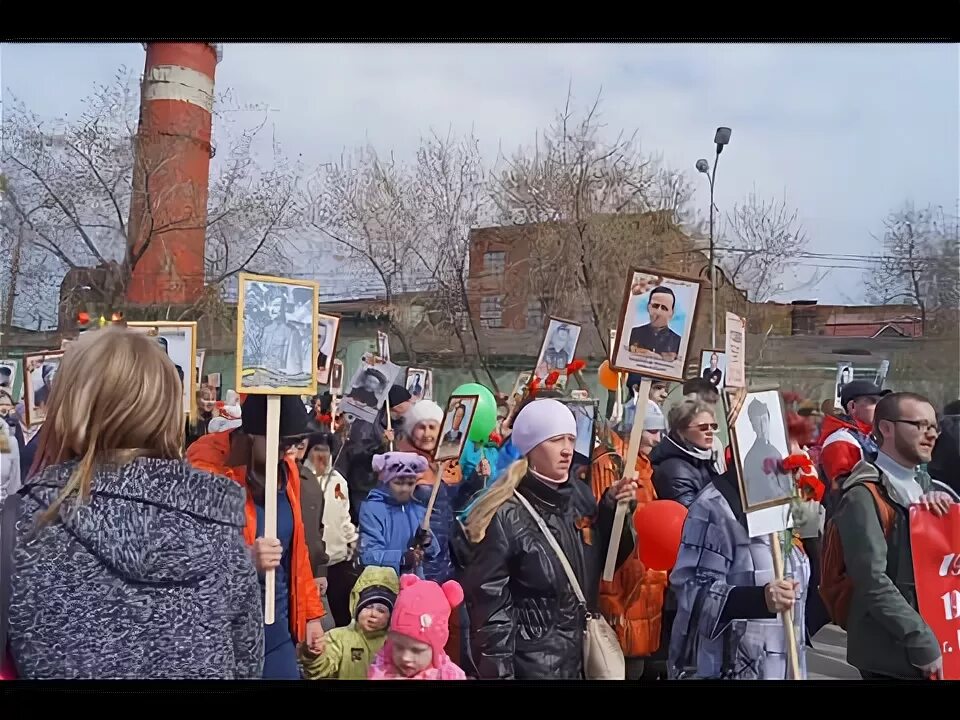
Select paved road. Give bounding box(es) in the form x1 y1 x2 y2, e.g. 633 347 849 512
807 625 861 680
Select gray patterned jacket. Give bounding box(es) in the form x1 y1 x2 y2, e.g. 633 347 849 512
9 457 264 679
668 475 810 680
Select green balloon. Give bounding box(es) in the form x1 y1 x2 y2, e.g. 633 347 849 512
452 382 498 443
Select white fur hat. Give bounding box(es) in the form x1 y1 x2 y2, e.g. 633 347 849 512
404 400 444 429
512 399 577 456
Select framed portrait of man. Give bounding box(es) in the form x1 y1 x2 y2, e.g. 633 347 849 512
128 321 198 420
316 313 341 386
405 367 433 401
340 356 402 424
611 267 702 383
236 272 319 396
0 359 21 403
330 359 345 396
508 372 532 413
699 349 727 389
834 363 854 411
534 317 581 388
435 394 479 462
728 387 794 512
23 351 65 426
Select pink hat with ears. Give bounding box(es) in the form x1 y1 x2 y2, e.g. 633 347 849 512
389 574 464 668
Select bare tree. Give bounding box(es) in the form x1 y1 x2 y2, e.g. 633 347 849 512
303 145 426 360
719 189 820 302
865 201 960 334
1 67 304 328
409 129 501 388
489 88 696 354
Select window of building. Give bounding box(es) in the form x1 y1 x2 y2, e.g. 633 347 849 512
483 251 506 273
480 295 503 328
526 299 543 330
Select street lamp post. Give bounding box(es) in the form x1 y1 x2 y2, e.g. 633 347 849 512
697 126 732 348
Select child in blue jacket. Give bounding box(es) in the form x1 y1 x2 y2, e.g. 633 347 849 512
359 452 438 579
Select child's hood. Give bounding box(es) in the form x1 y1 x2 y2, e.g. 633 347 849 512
350 565 400 616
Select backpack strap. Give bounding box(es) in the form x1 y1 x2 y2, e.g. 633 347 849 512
862 481 896 538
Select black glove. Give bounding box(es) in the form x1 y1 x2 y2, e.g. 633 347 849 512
412 527 432 549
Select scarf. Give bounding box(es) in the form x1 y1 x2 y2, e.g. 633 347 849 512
665 434 714 462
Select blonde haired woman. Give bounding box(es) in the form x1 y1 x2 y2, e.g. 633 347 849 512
7 327 263 679
455 398 637 679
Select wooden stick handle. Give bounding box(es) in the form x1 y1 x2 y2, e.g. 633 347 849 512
385 396 394 452
602 378 650 582
263 395 281 626
421 464 446 532
770 532 801 679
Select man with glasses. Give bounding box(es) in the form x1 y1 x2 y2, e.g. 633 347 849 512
628 286 682 361
833 392 954 680
187 394 326 679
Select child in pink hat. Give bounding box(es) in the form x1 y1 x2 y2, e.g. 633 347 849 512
368 574 467 680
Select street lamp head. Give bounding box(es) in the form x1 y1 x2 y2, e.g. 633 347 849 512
696 158 710 174
714 126 732 154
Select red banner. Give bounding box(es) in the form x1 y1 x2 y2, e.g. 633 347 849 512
911 504 960 680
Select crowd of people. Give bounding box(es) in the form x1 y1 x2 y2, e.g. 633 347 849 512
1 325 957 681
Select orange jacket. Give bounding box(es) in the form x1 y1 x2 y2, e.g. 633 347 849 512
590 434 669 658
186 431 324 643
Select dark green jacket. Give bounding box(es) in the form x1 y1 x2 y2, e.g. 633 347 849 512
834 460 939 678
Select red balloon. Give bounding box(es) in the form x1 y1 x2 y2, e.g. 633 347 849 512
633 500 688 571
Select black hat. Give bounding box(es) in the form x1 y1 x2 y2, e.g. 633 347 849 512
355 585 397 619
388 385 411 407
241 395 310 438
840 380 891 410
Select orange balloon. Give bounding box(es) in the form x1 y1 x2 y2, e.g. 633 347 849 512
597 360 620 392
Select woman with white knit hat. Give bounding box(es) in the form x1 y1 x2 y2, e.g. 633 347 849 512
457 398 638 680
397 400 463 584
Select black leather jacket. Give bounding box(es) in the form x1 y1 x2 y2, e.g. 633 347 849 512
453 473 634 680
650 433 721 508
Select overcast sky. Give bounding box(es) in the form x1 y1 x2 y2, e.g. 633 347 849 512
3 42 957 304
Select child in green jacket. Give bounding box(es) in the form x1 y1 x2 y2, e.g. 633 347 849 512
300 566 399 679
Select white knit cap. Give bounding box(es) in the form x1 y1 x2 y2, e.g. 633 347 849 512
512 399 577 456
644 401 666 431
404 400 444 429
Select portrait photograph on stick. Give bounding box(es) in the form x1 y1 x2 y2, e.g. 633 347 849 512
377 330 390 362
558 398 598 464
330 359 345 396
0 359 20 402
534 317 581 388
728 388 794 512
340 355 401 423
405 367 433 401
612 267 702 382
316 313 341 385
700 349 727 389
834 362 854 410
236 272 319 395
435 394 479 462
508 372 531 412
23 350 64 426
128 321 198 419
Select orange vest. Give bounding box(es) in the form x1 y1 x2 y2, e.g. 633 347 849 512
186 432 324 643
590 434 669 658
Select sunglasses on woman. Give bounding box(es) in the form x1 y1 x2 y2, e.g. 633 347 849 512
689 422 719 432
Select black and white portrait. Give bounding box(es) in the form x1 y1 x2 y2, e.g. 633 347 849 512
317 314 341 386
700 350 727 389
559 399 597 461
340 357 401 424
534 317 581 388
730 389 794 511
0 360 18 401
24 351 64 426
508 372 531 413
834 363 854 410
236 273 318 395
128 322 197 418
435 395 479 462
405 367 432 401
612 267 702 383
